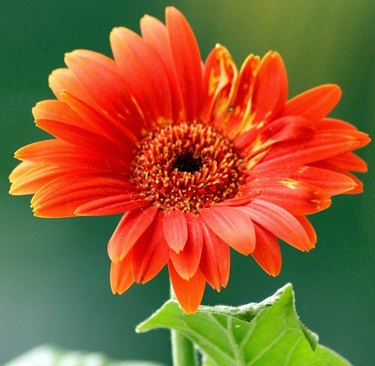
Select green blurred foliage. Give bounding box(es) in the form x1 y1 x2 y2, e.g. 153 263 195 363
0 0 373 365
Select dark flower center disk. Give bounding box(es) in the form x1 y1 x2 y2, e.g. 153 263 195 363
130 122 244 213
172 151 203 173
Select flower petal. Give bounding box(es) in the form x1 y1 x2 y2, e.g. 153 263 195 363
252 51 288 125
235 116 314 156
140 15 184 122
341 174 364 194
225 54 260 137
110 27 172 127
244 199 315 251
200 45 238 126
163 209 188 253
324 152 368 172
282 84 341 121
15 139 128 172
169 213 203 280
286 166 357 195
10 163 76 195
34 105 133 156
310 162 364 195
317 117 359 131
166 6 202 121
200 205 255 255
108 206 158 263
49 68 93 105
255 131 363 173
315 125 370 149
75 195 149 216
9 161 37 183
30 173 137 217
245 177 331 215
64 50 146 138
131 213 169 284
252 224 282 276
200 222 230 290
110 252 134 294
169 262 206 314
33 100 96 133
295 216 317 244
61 91 137 149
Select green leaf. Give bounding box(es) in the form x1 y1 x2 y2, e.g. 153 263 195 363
137 284 351 366
4 345 165 366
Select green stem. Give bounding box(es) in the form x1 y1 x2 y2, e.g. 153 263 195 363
170 285 198 366
171 329 198 366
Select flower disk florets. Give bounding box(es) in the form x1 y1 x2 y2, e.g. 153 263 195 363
130 122 244 213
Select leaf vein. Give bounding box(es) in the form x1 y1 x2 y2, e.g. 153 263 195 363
282 336 303 366
239 317 257 349
246 328 288 366
181 318 235 365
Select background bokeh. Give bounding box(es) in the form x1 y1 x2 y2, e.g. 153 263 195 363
0 0 374 365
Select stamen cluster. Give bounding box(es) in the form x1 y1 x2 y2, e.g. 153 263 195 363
130 122 244 213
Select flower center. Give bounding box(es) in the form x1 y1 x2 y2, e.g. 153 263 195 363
130 122 244 213
172 151 203 173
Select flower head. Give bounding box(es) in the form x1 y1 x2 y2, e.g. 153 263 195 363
10 7 370 313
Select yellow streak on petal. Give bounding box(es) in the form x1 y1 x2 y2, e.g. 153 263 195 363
280 178 299 190
246 149 269 170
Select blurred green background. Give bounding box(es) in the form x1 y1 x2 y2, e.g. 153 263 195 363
0 0 374 365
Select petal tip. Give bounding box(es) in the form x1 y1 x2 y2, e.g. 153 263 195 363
166 6 179 15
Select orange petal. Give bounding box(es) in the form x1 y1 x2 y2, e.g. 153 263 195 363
10 164 80 195
131 213 169 284
244 199 315 251
252 51 288 124
317 117 359 131
140 15 185 122
30 172 137 217
246 178 331 215
169 262 206 314
108 206 158 263
15 139 128 172
315 124 370 149
75 195 148 216
61 91 137 149
110 27 172 127
200 205 255 255
166 6 202 121
110 253 134 294
169 213 203 280
200 45 238 126
9 161 37 182
295 216 317 244
35 110 131 156
49 68 93 105
340 172 364 194
252 224 282 276
282 84 341 121
235 116 314 156
286 166 357 195
324 152 368 172
255 131 363 173
200 222 230 290
65 50 146 138
310 162 364 195
163 210 188 253
226 54 260 137
33 100 96 133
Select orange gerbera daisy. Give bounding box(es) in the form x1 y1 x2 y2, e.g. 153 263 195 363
10 7 369 313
